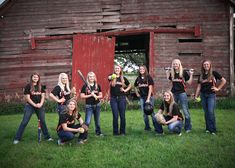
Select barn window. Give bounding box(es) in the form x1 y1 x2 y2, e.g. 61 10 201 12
177 38 203 57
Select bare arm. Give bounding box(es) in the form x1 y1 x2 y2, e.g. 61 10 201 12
165 115 178 125
61 123 81 133
195 83 201 98
186 70 194 85
25 94 37 107
212 77 226 92
146 85 153 102
49 93 65 104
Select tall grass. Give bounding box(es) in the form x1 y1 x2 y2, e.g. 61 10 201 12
0 109 234 168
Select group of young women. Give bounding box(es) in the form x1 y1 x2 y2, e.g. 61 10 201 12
12 59 226 145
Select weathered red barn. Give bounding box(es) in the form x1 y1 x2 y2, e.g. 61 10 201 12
0 0 234 102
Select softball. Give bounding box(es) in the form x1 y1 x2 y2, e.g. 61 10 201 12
195 97 201 102
78 127 85 133
111 74 117 79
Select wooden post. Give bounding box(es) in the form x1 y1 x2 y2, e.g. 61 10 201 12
229 7 234 96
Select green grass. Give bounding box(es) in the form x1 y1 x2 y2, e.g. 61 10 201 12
0 109 235 168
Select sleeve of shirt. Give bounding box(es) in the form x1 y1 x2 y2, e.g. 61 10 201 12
81 85 86 94
59 114 67 124
213 71 222 81
134 77 138 87
124 77 130 86
98 84 102 92
51 85 60 96
172 104 180 116
24 84 31 95
76 113 81 120
41 85 46 93
148 75 154 85
183 70 190 82
159 102 164 111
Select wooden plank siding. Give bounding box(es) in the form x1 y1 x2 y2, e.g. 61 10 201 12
0 0 231 102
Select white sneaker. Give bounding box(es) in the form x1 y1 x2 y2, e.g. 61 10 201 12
47 137 54 141
57 139 65 145
186 130 191 133
13 140 19 144
178 133 182 136
211 132 216 135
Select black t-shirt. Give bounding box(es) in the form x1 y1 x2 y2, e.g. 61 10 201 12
110 76 130 97
81 84 101 105
134 75 154 97
24 84 46 104
169 70 190 94
198 71 222 94
57 112 81 132
51 85 71 105
159 102 183 121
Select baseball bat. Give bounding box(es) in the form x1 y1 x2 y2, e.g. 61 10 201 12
77 70 98 100
38 119 41 143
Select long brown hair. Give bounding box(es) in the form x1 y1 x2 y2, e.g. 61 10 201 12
30 72 41 93
200 60 213 82
114 65 126 87
64 98 78 119
138 65 149 83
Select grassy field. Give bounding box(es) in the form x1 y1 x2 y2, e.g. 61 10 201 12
0 109 234 168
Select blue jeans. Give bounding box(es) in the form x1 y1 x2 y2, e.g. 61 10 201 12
14 103 51 140
56 104 66 115
85 103 102 135
200 93 216 133
140 96 162 132
156 119 183 134
57 124 87 142
110 96 126 135
174 92 192 131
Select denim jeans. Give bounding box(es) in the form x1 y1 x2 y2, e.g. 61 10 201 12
200 93 216 133
110 96 126 135
57 124 87 142
56 104 66 115
168 120 183 134
85 103 102 135
14 103 51 140
155 118 183 134
140 96 162 132
174 92 192 131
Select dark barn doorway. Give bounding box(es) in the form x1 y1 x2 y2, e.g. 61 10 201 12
114 34 150 100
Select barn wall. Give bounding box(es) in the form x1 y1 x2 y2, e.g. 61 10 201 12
0 0 230 102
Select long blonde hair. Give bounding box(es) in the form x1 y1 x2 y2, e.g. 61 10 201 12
171 59 183 79
163 90 175 116
114 65 126 87
58 73 70 92
86 71 98 89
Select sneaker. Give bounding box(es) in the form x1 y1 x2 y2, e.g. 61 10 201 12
96 133 104 137
178 133 182 136
211 132 216 135
144 128 151 131
47 137 54 141
13 140 19 145
77 140 84 145
205 130 210 133
156 132 164 136
83 138 88 142
57 139 65 146
186 130 191 133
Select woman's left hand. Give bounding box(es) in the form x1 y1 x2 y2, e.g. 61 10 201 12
211 86 219 92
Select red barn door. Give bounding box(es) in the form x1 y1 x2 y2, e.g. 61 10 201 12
72 34 115 98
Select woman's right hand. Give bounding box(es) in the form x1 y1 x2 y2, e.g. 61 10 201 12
58 97 66 103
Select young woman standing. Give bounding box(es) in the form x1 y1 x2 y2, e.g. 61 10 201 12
134 65 161 133
57 99 88 145
80 72 103 137
13 73 53 144
109 65 131 136
166 59 193 133
49 73 76 115
195 60 226 135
